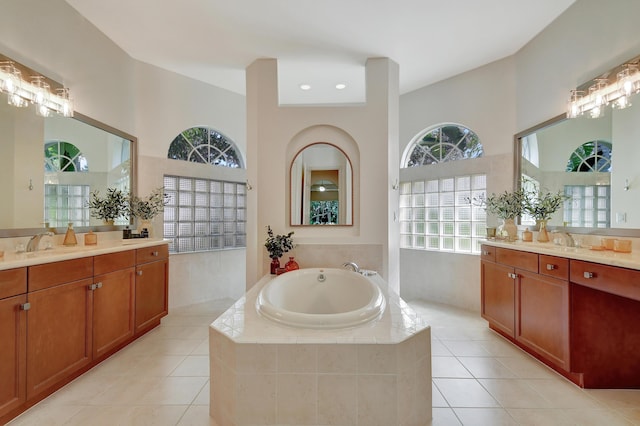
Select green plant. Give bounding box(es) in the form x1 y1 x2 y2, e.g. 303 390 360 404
264 226 294 259
129 187 169 220
87 187 129 221
522 186 569 221
484 189 526 220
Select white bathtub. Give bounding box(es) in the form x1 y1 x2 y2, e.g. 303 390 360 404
255 268 386 329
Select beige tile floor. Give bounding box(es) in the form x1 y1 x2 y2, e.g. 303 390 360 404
8 299 640 425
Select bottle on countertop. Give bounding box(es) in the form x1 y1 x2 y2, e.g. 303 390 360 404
63 222 77 246
84 230 98 245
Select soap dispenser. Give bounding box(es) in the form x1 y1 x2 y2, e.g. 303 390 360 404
63 222 78 246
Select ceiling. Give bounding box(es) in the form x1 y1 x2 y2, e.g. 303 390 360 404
66 0 574 104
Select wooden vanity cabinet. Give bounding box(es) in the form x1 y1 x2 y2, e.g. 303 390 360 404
0 268 27 419
26 258 93 400
134 245 169 334
481 245 570 372
92 250 136 359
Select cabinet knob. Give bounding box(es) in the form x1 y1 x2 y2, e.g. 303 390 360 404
95 282 103 289
507 272 518 279
88 283 97 290
20 302 31 311
482 250 490 256
583 271 594 279
137 270 143 276
546 264 556 270
152 251 159 256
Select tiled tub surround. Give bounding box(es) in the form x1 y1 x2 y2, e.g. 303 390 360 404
209 272 432 426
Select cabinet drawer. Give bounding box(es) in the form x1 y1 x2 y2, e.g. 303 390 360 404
28 258 93 292
480 244 496 262
94 250 135 275
0 267 27 299
496 248 538 273
136 244 168 265
539 255 569 280
570 260 640 302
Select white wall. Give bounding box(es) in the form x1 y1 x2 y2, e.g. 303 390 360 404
0 0 247 308
399 0 640 311
246 58 400 291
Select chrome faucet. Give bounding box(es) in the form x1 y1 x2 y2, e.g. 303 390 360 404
26 231 54 252
342 262 360 273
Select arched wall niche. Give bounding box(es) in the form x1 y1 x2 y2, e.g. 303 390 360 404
286 124 360 229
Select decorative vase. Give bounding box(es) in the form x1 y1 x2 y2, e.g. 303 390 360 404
285 257 299 272
503 218 518 241
270 257 280 275
138 219 153 238
537 219 549 242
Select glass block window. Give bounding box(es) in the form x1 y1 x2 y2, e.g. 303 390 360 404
400 174 487 254
44 184 90 227
563 185 610 228
163 175 246 254
402 124 483 167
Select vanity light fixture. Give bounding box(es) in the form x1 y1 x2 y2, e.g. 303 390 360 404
0 58 74 118
567 59 640 119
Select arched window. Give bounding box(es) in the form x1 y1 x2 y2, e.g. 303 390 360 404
168 127 243 168
402 123 483 168
566 140 612 172
44 140 88 172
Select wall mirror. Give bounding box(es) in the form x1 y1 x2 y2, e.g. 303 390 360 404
290 143 353 226
515 99 640 234
0 101 136 236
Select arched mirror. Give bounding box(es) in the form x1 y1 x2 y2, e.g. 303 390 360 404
290 143 353 226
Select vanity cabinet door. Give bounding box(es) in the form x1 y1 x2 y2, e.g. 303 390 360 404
481 260 516 337
516 270 570 371
134 245 169 335
26 278 93 400
92 267 135 359
0 294 27 419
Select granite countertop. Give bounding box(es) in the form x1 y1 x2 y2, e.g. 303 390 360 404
211 272 429 345
0 238 169 271
482 239 640 271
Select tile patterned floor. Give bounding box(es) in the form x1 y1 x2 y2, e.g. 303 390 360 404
8 299 640 425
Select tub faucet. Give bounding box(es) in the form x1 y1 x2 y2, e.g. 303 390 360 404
26 231 54 252
342 262 360 273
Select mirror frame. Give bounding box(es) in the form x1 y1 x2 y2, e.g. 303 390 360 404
289 142 354 227
514 113 640 237
0 111 137 238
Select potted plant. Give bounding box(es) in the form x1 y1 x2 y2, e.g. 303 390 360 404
129 187 169 236
484 189 526 241
522 185 569 242
87 187 129 224
264 226 294 274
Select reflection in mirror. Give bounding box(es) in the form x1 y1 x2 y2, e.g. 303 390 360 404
0 100 135 234
517 100 639 231
290 143 353 226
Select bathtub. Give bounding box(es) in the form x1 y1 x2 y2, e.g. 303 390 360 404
255 268 386 329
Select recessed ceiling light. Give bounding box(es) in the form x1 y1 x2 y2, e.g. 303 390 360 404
299 84 311 90
335 83 347 90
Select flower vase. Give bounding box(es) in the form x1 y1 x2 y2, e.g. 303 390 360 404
285 257 299 272
537 219 549 242
270 257 280 275
503 218 518 241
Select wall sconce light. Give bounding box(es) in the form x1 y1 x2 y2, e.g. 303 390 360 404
391 178 399 190
0 56 73 118
567 58 640 119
